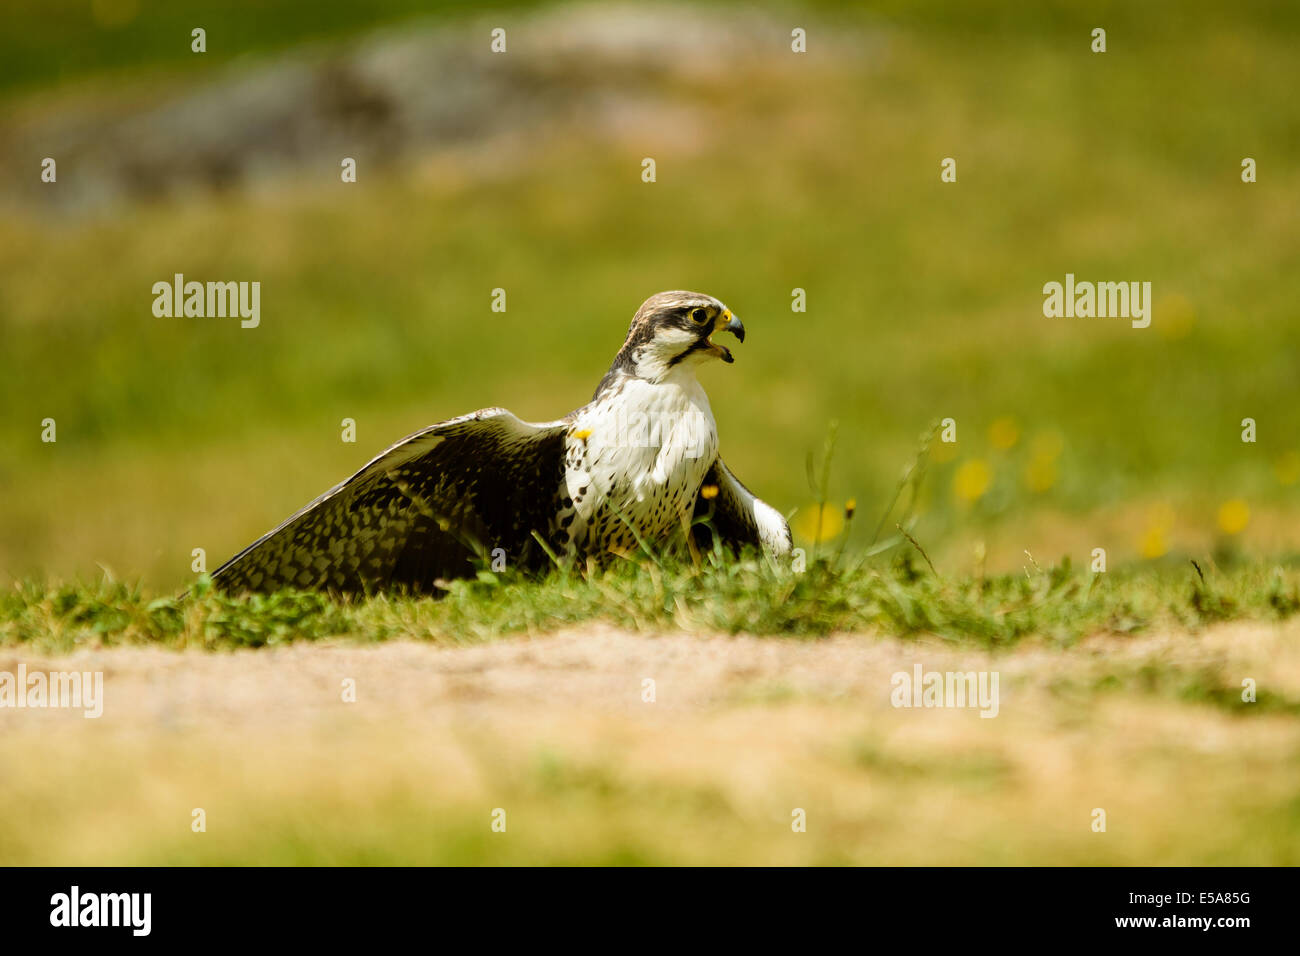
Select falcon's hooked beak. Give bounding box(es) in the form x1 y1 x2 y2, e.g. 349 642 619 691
706 309 746 364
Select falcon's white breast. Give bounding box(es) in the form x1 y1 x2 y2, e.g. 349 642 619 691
560 364 720 557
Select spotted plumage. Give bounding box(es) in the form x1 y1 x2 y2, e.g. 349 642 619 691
211 291 792 595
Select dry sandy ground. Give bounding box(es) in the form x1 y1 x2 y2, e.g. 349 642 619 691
2 622 1299 864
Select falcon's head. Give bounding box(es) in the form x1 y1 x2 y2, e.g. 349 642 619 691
611 290 747 384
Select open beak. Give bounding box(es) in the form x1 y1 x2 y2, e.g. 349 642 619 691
706 309 746 363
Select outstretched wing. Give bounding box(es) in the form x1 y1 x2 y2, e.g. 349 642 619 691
691 458 792 556
211 408 569 594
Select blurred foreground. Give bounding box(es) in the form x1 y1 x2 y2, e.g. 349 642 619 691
3 618 1298 865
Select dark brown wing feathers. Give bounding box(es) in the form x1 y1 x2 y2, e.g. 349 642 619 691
211 410 567 595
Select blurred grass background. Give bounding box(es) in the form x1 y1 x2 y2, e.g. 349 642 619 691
1 0 1298 589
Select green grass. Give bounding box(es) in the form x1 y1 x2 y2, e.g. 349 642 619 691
5 553 1299 655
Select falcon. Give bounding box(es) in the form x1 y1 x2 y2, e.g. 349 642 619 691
211 291 792 594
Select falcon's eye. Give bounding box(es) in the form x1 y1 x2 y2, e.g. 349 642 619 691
690 308 709 324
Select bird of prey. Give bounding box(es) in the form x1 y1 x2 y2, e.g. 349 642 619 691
211 291 791 594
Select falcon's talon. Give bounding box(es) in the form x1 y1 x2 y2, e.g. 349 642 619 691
209 290 792 595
